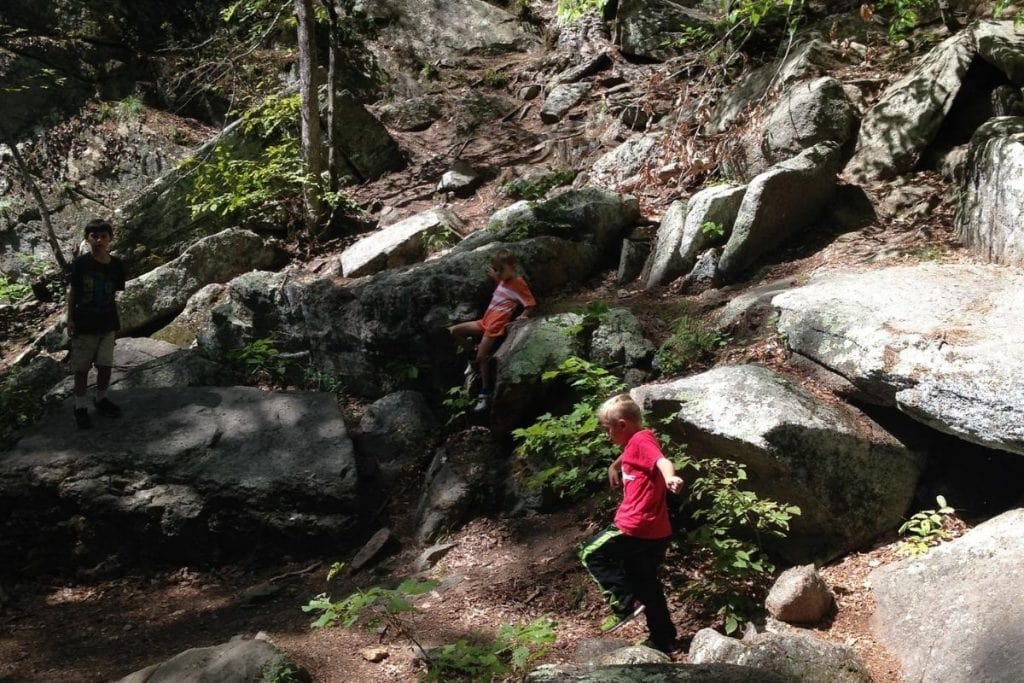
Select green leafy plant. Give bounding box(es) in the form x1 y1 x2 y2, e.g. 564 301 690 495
115 94 145 121
0 274 32 304
0 368 44 447
670 442 800 634
655 315 728 375
423 618 557 682
897 495 955 557
302 578 439 630
424 227 458 255
557 0 609 23
260 658 304 683
499 169 578 200
226 338 290 383
482 68 509 89
876 0 935 42
700 220 725 240
513 357 624 501
442 385 474 425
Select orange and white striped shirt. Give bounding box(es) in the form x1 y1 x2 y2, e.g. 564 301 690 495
480 276 536 338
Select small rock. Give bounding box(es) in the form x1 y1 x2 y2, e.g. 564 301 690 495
361 646 389 663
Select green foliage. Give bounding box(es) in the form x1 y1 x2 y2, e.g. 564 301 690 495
260 658 303 683
226 338 290 382
722 0 803 29
482 68 510 89
876 0 934 42
0 274 32 304
423 617 557 683
557 0 609 24
499 169 578 200
670 442 800 634
0 368 44 446
443 385 474 425
513 357 624 501
700 220 725 239
115 95 144 121
424 227 458 255
302 578 439 630
898 495 955 557
655 315 728 375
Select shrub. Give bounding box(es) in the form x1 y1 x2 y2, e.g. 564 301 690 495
897 495 955 557
513 357 624 501
655 315 727 375
226 338 289 383
669 441 800 634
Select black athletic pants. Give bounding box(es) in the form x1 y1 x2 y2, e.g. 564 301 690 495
579 525 677 647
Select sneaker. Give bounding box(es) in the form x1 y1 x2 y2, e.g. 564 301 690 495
74 408 93 430
639 638 680 655
472 391 491 413
94 397 122 418
600 602 645 633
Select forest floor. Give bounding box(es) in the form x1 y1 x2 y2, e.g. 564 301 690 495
0 10 987 681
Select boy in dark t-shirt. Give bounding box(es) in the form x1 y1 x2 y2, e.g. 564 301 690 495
579 394 684 654
66 219 126 429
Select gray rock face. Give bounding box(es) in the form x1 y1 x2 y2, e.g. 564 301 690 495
644 186 744 289
341 207 465 278
415 427 502 543
116 638 310 683
377 96 441 131
718 142 841 280
527 663 786 682
846 30 973 180
541 82 592 123
689 628 871 683
765 564 834 624
588 135 660 190
590 308 655 370
870 508 1024 683
731 77 857 180
956 117 1024 266
615 0 716 61
773 264 1024 455
152 283 228 347
360 0 539 63
632 365 923 562
119 228 277 334
0 387 358 570
331 89 407 182
975 20 1024 85
356 390 439 481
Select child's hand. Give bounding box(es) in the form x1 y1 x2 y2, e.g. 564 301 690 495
486 266 498 281
665 475 684 494
608 464 622 488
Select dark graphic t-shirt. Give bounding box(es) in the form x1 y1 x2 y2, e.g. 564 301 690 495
70 254 126 334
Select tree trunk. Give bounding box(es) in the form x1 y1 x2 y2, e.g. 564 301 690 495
3 137 69 273
320 0 340 194
294 0 323 232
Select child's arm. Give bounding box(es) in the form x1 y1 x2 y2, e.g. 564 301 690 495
66 285 76 336
608 454 624 488
517 304 535 320
656 457 684 494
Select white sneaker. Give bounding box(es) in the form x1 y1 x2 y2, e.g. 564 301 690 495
472 392 491 413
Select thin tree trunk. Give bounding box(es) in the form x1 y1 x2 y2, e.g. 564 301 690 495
320 0 340 194
4 137 69 272
294 0 323 231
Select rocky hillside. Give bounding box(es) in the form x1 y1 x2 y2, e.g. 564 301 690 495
2 1 1024 681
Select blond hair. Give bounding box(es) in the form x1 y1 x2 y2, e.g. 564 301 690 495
598 393 642 426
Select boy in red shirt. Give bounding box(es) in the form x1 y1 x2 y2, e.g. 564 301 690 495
449 248 535 412
579 393 683 653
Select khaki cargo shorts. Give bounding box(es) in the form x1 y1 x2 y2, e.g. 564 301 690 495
68 332 116 372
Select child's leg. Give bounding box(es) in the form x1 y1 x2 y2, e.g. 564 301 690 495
96 365 112 394
476 335 499 393
579 526 636 615
449 321 483 354
73 371 89 404
625 539 676 647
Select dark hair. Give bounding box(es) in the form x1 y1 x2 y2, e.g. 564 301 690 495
491 248 517 269
84 219 113 237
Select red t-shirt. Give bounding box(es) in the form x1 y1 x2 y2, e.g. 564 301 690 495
614 429 672 539
479 276 535 338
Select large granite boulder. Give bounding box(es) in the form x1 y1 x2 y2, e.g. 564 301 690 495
643 186 745 289
614 0 716 61
689 628 871 682
116 637 310 683
845 30 974 180
119 228 277 334
729 77 858 180
718 142 841 280
587 135 661 191
956 117 1024 266
870 508 1024 683
526 663 786 682
632 365 923 562
0 387 358 574
974 20 1024 85
773 264 1024 455
340 208 464 277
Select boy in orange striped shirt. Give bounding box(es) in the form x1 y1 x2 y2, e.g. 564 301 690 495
449 249 535 412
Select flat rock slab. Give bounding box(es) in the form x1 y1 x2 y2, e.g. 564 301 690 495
870 508 1024 683
0 387 358 572
774 264 1024 455
116 637 309 683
